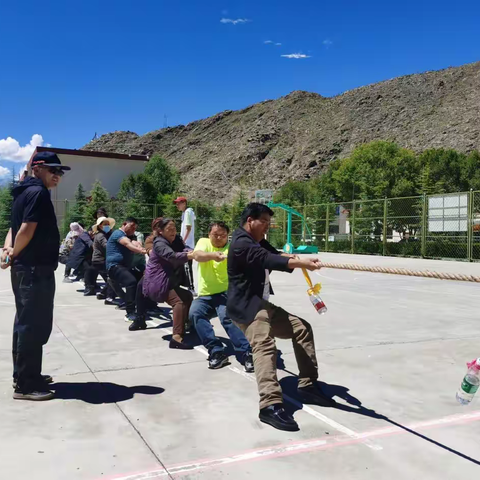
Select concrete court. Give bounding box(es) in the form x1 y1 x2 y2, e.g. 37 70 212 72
1 253 480 480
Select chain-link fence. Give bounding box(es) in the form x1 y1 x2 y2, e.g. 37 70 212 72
2 191 480 261
268 191 478 261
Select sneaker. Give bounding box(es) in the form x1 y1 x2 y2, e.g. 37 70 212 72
244 352 254 373
297 385 337 408
124 313 136 322
259 404 299 431
83 288 96 296
63 277 73 284
96 292 107 300
208 351 230 370
13 389 54 401
104 298 116 306
13 374 53 389
129 318 147 331
116 302 127 311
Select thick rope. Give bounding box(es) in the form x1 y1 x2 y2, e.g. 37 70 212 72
320 262 480 283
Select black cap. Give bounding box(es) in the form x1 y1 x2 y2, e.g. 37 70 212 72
31 151 71 170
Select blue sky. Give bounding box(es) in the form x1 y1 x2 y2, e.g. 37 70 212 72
1 0 479 179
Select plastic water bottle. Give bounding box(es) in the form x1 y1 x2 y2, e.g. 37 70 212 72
309 293 328 315
456 358 480 405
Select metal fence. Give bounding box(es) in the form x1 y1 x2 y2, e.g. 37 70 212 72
2 191 480 261
269 191 479 261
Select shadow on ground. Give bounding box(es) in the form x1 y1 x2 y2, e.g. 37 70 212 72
51 382 164 404
279 375 480 467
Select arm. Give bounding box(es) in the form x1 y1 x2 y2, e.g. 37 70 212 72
192 250 226 263
119 236 147 255
1 228 13 268
12 223 38 258
243 243 291 272
153 238 193 266
183 225 192 243
182 210 193 243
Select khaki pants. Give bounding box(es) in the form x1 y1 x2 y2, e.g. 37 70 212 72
236 300 318 410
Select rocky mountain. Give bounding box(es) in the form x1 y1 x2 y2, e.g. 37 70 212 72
83 61 480 202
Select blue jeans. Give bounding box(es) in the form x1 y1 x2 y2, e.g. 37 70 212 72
189 292 251 355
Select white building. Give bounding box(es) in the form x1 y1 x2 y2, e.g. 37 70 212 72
26 146 149 202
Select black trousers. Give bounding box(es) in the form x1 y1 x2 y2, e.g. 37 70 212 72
108 265 143 314
186 260 194 290
11 265 55 393
84 263 115 298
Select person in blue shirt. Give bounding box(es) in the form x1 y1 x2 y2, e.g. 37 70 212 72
106 217 146 321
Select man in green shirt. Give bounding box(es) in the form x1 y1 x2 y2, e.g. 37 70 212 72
189 221 254 372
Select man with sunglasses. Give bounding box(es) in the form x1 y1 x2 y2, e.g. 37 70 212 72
1 151 70 401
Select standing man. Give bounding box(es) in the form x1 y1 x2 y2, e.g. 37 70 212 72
189 222 254 372
1 152 71 401
106 217 147 322
227 203 336 432
174 196 196 294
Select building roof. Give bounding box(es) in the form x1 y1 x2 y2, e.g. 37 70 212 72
29 146 150 164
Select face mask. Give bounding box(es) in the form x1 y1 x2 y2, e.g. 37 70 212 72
102 226 111 234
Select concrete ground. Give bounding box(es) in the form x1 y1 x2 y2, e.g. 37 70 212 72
1 253 480 480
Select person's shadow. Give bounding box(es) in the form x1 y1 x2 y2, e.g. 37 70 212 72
278 376 480 466
51 382 164 404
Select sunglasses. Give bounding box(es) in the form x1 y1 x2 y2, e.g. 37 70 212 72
44 166 65 177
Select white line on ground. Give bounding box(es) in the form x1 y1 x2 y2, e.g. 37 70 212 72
150 321 381 451
111 410 480 480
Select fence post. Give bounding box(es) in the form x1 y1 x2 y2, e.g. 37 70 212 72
302 204 307 244
421 193 427 258
283 209 287 245
154 204 158 219
325 204 330 253
351 201 356 254
468 189 473 262
383 197 387 256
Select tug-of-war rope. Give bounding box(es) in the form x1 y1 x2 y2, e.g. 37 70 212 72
320 262 480 283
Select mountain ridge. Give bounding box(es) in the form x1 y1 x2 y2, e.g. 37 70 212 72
83 61 480 202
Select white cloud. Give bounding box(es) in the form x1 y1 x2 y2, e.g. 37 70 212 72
264 40 282 46
0 166 10 179
323 39 333 47
275 43 282 46
0 134 46 163
281 53 312 59
220 18 250 25
264 40 273 44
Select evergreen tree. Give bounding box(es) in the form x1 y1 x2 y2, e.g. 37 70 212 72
68 184 87 225
85 180 111 223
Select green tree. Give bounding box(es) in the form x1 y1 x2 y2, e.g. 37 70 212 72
85 180 111 223
144 154 179 200
69 184 87 224
0 181 14 243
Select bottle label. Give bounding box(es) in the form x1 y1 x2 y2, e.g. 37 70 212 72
461 379 479 395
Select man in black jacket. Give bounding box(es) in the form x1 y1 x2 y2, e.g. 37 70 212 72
227 203 336 432
1 152 70 401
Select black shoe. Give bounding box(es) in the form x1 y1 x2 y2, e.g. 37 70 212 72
13 388 54 401
244 352 254 373
208 351 230 370
12 374 53 389
116 302 127 311
124 313 136 322
83 288 96 296
129 317 147 331
169 339 194 350
259 404 299 431
104 298 116 306
297 385 337 407
96 292 107 300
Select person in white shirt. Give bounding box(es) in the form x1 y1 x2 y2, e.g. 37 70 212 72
174 196 196 293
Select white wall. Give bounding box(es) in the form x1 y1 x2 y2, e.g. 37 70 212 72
50 153 148 202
